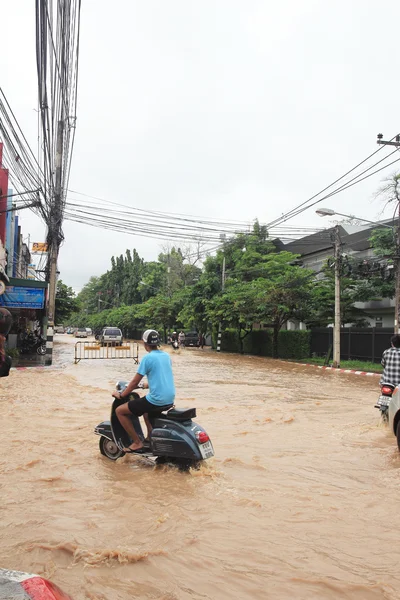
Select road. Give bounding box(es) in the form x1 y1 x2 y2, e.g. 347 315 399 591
0 335 398 600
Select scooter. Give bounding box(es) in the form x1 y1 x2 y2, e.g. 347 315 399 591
94 381 214 470
19 332 46 356
171 339 179 350
375 383 395 423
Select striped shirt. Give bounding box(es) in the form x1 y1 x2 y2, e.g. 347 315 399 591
381 347 400 386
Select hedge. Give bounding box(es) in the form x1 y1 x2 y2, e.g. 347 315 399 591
277 330 311 359
217 328 310 359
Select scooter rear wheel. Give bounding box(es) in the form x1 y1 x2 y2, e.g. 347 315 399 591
99 436 125 460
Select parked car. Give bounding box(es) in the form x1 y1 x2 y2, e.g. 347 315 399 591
75 327 88 338
388 387 400 449
184 331 199 347
54 325 65 333
100 327 123 346
86 327 93 336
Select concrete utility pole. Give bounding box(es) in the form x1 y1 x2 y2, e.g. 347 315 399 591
216 255 226 353
47 120 64 326
377 134 400 333
333 225 341 368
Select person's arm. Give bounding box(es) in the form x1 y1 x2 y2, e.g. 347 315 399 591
381 350 387 367
113 373 144 400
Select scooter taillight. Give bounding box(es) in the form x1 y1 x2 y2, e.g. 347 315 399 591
195 431 210 444
381 386 394 396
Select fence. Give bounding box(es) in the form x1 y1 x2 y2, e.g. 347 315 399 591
310 327 394 363
74 341 139 364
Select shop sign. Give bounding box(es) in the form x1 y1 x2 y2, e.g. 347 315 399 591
0 286 45 309
32 242 48 253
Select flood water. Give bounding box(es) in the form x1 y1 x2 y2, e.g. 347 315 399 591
1 336 399 599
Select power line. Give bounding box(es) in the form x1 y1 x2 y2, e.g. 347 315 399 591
267 135 400 229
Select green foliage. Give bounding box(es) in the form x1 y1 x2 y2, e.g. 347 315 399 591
306 257 375 328
6 347 20 359
218 328 310 359
277 330 311 359
220 329 241 353
242 330 273 356
55 280 79 324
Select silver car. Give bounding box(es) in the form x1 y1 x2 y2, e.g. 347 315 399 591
388 386 400 449
100 327 123 346
75 327 88 338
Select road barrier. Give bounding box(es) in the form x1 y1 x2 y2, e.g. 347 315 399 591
74 341 139 364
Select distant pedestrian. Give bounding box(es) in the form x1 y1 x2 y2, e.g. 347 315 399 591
199 333 205 349
178 331 185 348
381 334 400 387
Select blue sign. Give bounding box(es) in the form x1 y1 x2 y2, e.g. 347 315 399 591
0 286 45 309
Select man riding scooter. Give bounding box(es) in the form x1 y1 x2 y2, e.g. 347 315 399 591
112 329 175 453
381 334 400 388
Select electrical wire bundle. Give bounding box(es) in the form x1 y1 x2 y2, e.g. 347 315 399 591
0 88 44 215
36 0 82 246
266 134 400 229
63 189 322 248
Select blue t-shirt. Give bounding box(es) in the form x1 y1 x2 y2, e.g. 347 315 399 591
137 350 175 406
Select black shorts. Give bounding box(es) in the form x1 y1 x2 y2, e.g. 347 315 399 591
127 395 172 417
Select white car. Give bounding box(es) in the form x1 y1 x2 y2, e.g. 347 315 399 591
100 327 123 346
75 327 88 338
86 328 92 336
388 386 400 449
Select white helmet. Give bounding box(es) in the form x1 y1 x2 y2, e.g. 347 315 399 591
142 329 160 345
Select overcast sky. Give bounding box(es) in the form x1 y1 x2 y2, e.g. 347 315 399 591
1 0 400 292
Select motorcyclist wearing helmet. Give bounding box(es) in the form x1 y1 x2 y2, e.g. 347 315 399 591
112 329 175 453
0 308 13 377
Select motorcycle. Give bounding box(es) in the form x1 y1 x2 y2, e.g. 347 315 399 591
19 332 47 356
374 383 395 423
171 339 179 350
94 381 214 470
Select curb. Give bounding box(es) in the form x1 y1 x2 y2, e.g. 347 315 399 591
296 362 381 377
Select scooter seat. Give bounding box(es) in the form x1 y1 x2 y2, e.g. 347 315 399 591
164 407 196 421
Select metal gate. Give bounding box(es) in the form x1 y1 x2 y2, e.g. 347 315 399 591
74 341 139 364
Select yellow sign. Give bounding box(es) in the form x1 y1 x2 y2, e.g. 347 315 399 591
32 242 48 253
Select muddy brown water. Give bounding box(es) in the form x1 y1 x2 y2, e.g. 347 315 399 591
0 336 398 599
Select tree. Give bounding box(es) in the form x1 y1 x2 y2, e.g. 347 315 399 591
55 280 79 324
136 294 177 342
306 258 373 329
207 250 314 355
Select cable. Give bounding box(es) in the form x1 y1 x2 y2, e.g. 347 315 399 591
267 135 400 228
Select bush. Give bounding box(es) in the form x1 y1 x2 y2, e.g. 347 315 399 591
221 329 241 353
277 330 311 359
6 347 20 359
218 328 310 359
243 330 273 356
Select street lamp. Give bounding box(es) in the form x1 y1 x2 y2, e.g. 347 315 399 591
316 208 394 229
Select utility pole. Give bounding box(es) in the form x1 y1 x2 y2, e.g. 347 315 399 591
377 134 400 333
332 225 341 368
47 120 64 326
216 255 226 353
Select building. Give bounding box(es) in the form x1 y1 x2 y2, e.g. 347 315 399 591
277 221 395 328
0 142 48 352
